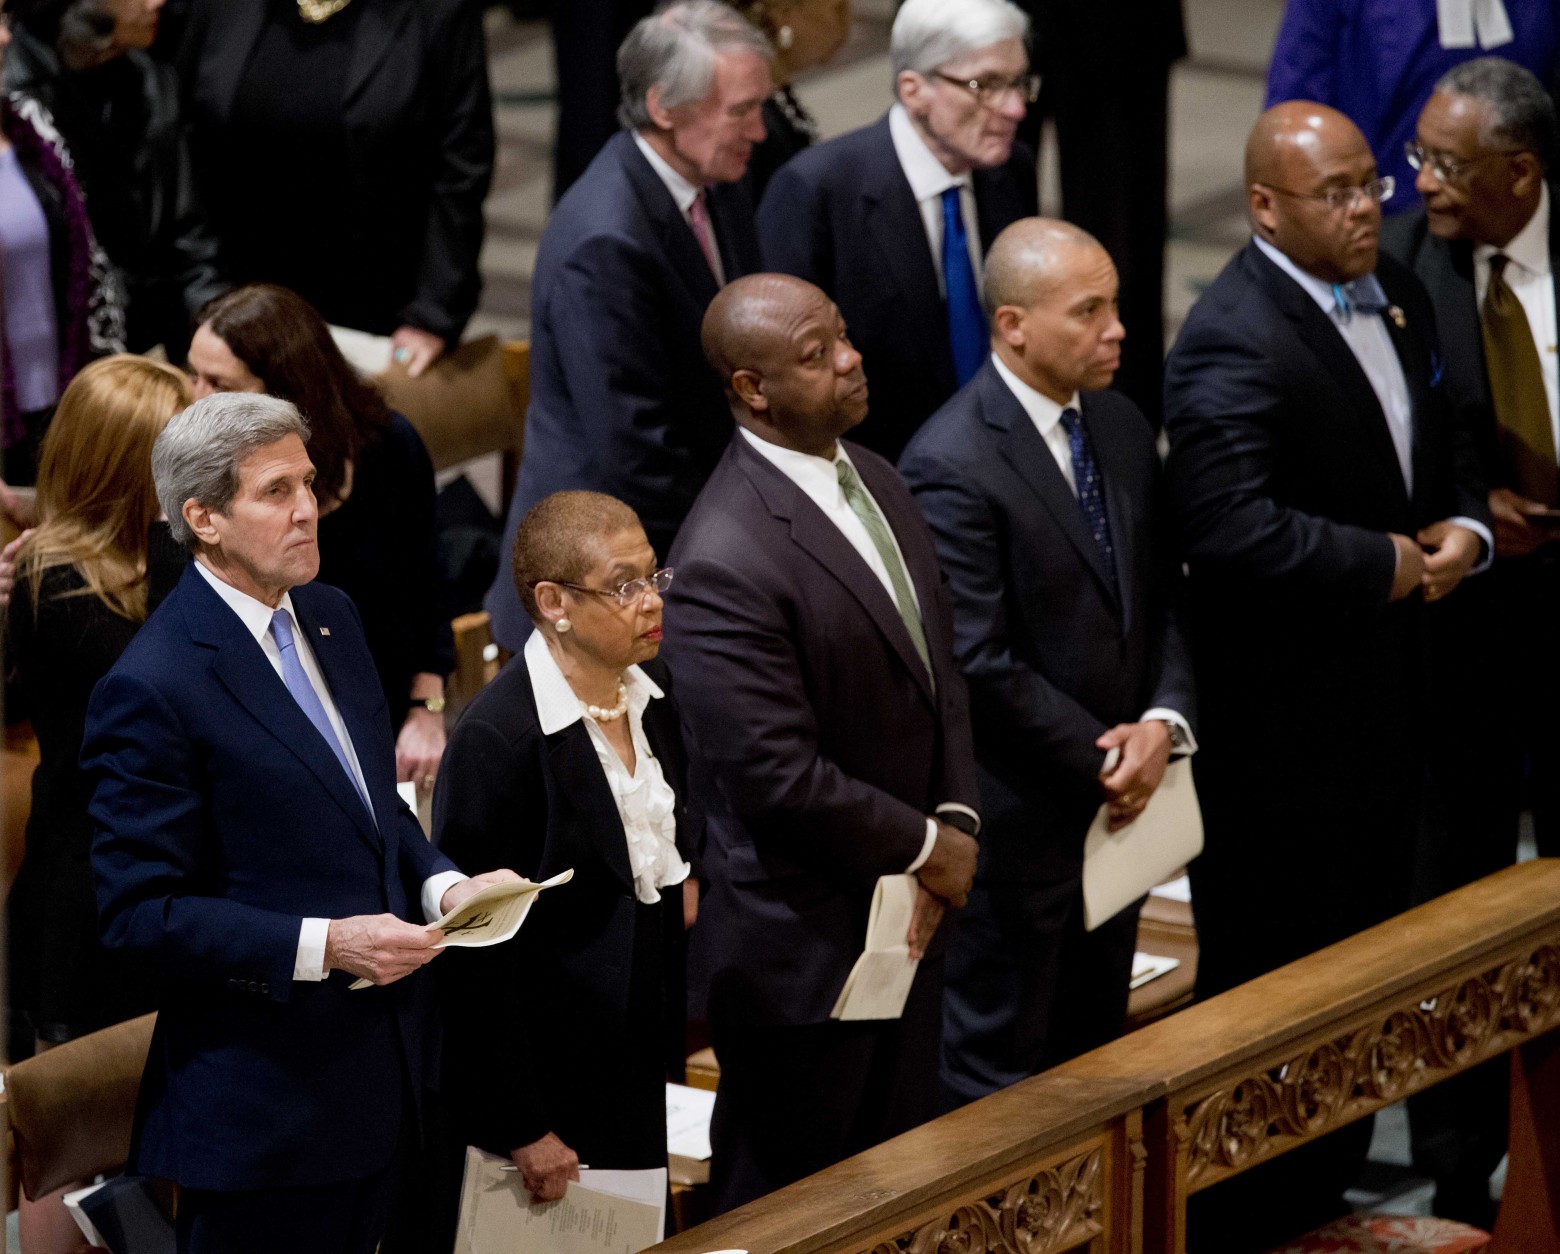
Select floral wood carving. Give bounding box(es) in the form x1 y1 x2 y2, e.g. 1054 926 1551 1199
1179 944 1560 1188
865 1148 1104 1254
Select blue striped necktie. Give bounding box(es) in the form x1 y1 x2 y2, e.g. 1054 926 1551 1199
269 609 373 819
941 186 985 386
1059 407 1117 588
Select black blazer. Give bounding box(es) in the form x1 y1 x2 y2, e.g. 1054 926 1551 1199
1382 186 1560 487
1163 241 1489 738
433 653 703 1165
900 364 1194 881
756 113 1037 462
180 0 494 343
662 431 980 1026
485 129 761 651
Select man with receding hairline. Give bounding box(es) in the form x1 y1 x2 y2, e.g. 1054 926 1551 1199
1163 103 1491 1246
663 273 980 1211
901 218 1195 1105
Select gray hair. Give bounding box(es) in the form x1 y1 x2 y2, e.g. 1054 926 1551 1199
1436 56 1558 171
617 0 773 130
891 0 1030 81
154 393 312 551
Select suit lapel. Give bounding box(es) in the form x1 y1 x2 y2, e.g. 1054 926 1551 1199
182 572 382 852
860 118 956 396
1245 244 1410 507
984 368 1120 605
343 0 415 110
737 438 936 707
618 133 721 306
546 724 635 893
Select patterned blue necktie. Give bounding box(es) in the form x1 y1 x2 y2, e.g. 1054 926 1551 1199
1059 407 1118 588
269 609 373 820
941 186 985 386
1330 274 1391 325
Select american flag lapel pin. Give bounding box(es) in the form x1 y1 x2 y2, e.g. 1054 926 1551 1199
320 627 331 637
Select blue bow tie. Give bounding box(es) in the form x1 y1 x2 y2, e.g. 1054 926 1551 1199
1331 274 1391 324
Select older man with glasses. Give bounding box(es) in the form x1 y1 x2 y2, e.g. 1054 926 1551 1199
1384 55 1560 1227
1162 100 1492 1249
755 0 1038 462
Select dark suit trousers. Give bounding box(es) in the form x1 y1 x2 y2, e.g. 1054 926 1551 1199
1403 558 1560 1222
177 1095 410 1254
707 957 944 1214
548 0 654 201
941 878 1139 1109
1021 26 1173 426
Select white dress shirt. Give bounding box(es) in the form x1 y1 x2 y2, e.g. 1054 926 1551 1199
740 427 981 865
1473 181 1558 453
524 631 690 904
1252 235 1494 566
633 131 726 286
987 354 1197 753
193 561 464 981
888 103 983 299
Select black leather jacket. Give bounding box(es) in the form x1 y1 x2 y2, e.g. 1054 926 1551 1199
3 25 227 355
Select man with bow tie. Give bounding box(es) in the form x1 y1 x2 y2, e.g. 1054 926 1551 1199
1162 101 1491 1248
84 393 516 1253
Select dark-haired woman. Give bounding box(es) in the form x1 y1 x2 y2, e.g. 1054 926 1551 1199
0 10 124 483
189 283 454 783
1 0 226 357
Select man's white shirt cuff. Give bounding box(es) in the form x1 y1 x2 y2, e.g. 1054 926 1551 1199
296 917 330 981
1447 517 1495 574
1142 708 1198 756
422 870 469 923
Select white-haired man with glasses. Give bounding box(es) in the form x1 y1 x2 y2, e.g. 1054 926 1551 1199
755 0 1038 462
1160 100 1492 1249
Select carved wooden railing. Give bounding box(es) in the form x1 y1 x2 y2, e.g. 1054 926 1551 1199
652 858 1560 1254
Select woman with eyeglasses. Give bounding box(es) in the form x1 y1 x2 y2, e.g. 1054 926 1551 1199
432 490 702 1218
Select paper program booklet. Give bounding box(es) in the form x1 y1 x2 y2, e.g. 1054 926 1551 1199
831 873 920 1021
351 869 574 989
1082 757 1202 931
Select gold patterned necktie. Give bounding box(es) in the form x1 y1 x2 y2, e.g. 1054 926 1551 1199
836 459 934 690
1481 252 1557 505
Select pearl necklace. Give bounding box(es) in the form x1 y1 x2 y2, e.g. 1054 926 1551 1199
583 684 629 723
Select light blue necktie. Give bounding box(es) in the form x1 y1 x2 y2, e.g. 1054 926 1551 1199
1330 274 1391 325
941 186 985 386
268 609 373 820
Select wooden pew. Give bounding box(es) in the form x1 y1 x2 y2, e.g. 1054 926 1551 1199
649 859 1560 1254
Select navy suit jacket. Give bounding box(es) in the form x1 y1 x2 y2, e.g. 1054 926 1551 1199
84 564 456 1192
900 364 1194 882
485 130 761 651
757 114 1037 463
662 430 979 1026
1382 185 1560 490
1163 241 1489 753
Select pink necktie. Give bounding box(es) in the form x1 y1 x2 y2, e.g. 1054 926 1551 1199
688 192 720 280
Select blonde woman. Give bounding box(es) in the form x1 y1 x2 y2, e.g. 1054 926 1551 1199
7 353 191 1059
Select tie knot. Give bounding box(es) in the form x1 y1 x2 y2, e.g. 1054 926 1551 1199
269 608 296 650
1059 406 1082 436
1490 252 1511 278
836 457 861 492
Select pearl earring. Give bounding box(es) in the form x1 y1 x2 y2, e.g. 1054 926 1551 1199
555 618 571 634
777 23 793 49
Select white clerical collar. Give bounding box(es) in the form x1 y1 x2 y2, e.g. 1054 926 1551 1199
1252 233 1356 317
739 424 862 502
194 557 299 648
989 352 1079 439
888 102 971 203
1473 181 1551 281
523 628 662 737
633 130 702 216
1438 0 1513 50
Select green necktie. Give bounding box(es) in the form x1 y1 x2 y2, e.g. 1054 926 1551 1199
1482 252 1558 506
836 458 934 689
